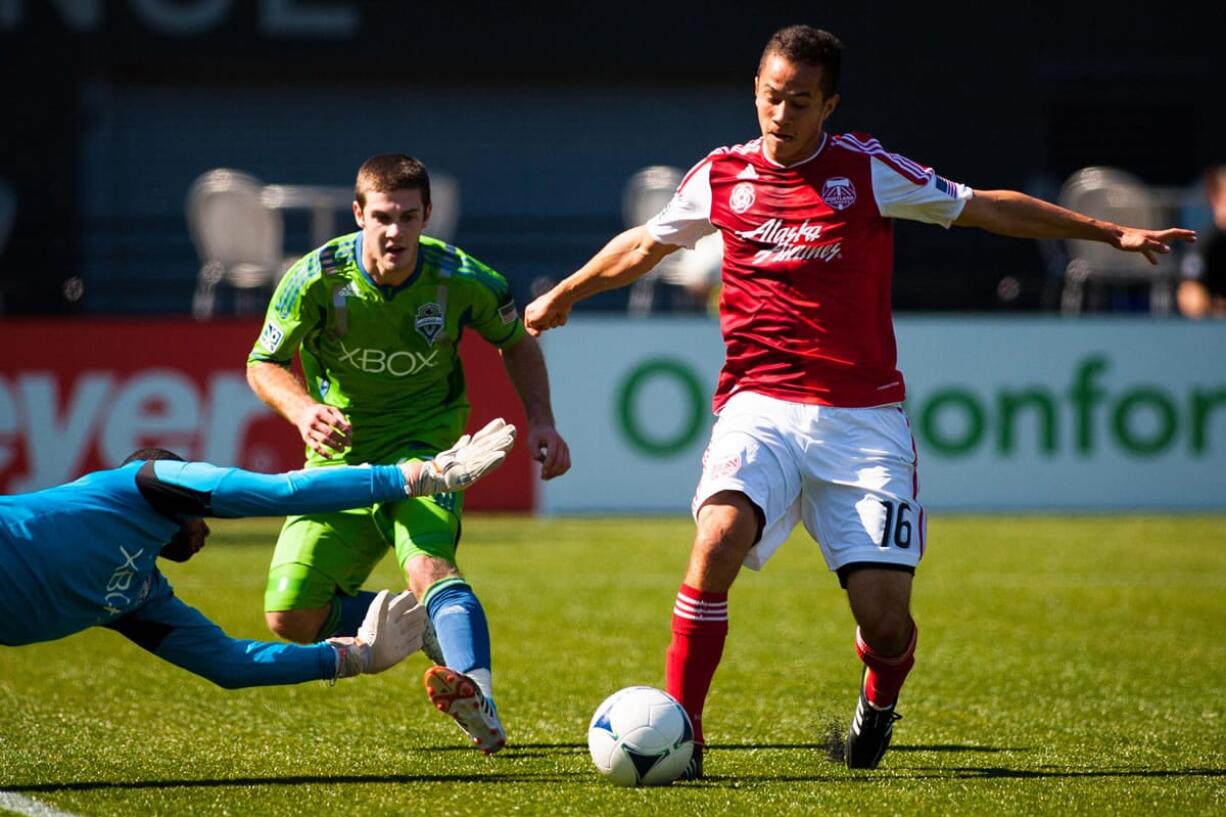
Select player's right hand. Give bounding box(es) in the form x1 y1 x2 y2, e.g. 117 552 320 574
294 403 352 459
524 293 572 336
329 589 427 677
1114 226 1197 265
402 418 517 495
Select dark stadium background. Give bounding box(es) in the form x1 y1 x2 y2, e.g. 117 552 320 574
0 1 1220 316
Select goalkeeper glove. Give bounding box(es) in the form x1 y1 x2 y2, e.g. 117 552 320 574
401 417 517 496
328 589 426 678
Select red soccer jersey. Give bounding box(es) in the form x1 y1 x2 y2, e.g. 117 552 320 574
646 132 971 411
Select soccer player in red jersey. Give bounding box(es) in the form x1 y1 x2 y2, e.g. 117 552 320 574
525 25 1196 775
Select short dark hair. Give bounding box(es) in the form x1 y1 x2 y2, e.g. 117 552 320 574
121 448 185 466
760 25 843 98
355 153 431 209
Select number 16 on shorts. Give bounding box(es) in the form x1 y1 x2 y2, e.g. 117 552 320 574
866 498 925 559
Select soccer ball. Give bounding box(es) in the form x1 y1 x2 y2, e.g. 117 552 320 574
587 686 694 786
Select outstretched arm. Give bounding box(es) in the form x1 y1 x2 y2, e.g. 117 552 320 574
499 334 571 480
524 226 681 335
138 459 409 518
133 426 518 518
954 189 1197 264
108 576 425 688
106 572 337 688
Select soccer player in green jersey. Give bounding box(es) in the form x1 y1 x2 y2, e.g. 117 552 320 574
247 153 571 754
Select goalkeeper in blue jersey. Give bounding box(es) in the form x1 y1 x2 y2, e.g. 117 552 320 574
0 419 515 689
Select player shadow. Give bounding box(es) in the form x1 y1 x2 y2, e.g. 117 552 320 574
424 741 589 758
14 765 1221 794
6 771 587 794
691 766 1226 787
713 743 1023 753
912 767 1226 781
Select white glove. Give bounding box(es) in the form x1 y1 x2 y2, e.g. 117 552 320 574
328 589 427 678
401 418 517 496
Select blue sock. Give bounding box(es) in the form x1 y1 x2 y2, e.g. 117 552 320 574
316 590 378 639
424 580 491 681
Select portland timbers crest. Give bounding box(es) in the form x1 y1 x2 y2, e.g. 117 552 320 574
415 302 445 345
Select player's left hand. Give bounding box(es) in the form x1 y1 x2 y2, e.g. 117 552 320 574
1116 227 1197 264
528 423 571 480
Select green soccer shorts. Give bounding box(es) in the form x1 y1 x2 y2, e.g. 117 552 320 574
263 486 463 612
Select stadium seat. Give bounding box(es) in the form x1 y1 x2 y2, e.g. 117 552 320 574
186 169 291 319
1058 167 1176 314
622 166 721 315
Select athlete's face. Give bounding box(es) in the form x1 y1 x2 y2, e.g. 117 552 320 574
755 54 839 166
353 188 431 279
161 519 209 563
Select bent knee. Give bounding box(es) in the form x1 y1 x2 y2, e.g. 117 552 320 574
265 609 327 644
857 610 914 655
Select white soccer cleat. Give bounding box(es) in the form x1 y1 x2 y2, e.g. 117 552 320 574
423 665 506 755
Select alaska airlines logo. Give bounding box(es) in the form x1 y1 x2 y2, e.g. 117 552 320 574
736 218 842 265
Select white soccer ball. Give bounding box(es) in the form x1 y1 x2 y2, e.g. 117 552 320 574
587 686 694 786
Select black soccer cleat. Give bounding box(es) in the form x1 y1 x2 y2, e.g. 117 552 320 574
678 742 704 780
845 682 902 769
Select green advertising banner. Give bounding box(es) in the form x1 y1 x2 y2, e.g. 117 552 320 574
541 317 1226 512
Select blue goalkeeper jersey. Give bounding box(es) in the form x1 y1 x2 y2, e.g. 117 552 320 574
0 461 406 648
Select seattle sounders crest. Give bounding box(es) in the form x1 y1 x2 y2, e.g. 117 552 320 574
415 302 445 345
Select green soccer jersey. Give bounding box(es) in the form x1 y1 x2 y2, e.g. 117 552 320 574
248 232 524 467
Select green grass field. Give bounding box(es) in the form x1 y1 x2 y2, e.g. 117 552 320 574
1 514 1223 816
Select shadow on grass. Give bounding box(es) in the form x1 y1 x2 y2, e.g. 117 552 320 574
427 742 1021 752
422 742 1026 758
713 743 1024 753
425 742 588 752
7 772 587 793
917 767 1226 781
691 767 1226 788
11 765 1222 794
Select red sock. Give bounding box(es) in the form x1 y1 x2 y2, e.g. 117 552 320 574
665 584 728 746
855 622 918 708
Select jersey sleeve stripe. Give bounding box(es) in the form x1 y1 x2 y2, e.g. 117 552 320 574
273 254 322 319
839 135 932 179
835 134 933 185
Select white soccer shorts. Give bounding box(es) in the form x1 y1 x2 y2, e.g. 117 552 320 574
692 391 926 574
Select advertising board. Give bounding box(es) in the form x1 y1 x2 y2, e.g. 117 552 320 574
540 317 1226 512
0 320 532 510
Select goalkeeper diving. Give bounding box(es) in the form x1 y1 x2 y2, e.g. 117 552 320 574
0 419 516 688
